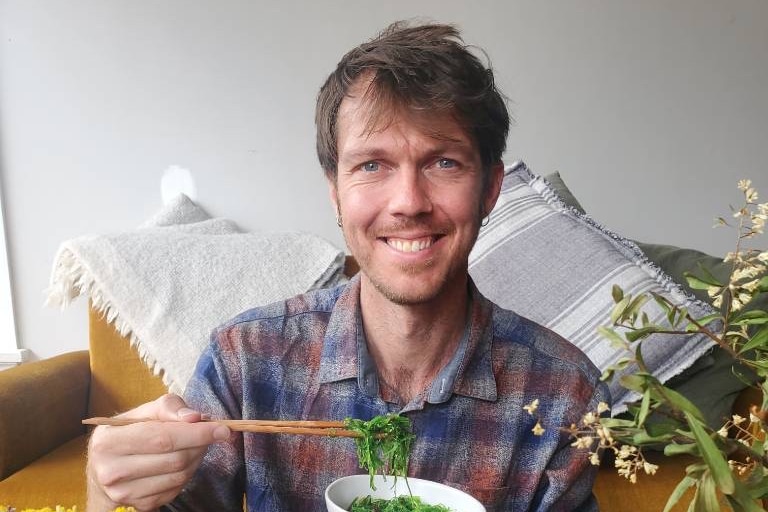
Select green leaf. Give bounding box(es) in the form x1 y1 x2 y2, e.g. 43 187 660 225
612 284 624 303
732 309 768 325
664 443 700 457
692 472 720 511
610 296 631 324
626 294 651 318
725 477 766 512
685 273 721 290
663 476 697 512
651 386 706 423
625 326 661 342
756 276 768 293
632 431 676 445
637 388 651 427
619 374 648 393
597 326 628 349
599 418 637 428
739 325 768 354
684 411 735 495
745 466 768 499
652 291 673 312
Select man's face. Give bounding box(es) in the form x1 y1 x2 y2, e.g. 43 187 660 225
329 87 503 305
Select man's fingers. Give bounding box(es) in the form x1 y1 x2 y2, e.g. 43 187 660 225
100 467 196 511
116 393 202 423
97 446 206 490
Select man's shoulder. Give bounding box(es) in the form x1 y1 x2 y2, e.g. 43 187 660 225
491 303 602 385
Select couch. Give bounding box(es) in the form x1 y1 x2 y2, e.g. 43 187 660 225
1 168 763 510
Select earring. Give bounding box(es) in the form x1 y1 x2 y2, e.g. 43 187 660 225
481 216 490 227
336 208 343 228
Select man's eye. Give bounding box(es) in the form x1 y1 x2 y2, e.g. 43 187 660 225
361 162 380 172
437 158 457 169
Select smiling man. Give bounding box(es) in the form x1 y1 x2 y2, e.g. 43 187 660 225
87 21 609 512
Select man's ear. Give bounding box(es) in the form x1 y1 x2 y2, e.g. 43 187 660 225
482 163 505 217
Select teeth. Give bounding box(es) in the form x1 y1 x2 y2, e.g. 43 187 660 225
387 238 433 253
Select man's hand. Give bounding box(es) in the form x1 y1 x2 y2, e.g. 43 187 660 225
86 393 231 511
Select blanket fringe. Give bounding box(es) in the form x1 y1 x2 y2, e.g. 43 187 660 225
45 246 180 394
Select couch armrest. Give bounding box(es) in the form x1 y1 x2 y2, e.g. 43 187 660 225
0 350 90 479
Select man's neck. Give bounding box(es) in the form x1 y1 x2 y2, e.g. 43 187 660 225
359 274 470 404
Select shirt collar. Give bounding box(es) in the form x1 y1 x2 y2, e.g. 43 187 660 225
317 274 498 403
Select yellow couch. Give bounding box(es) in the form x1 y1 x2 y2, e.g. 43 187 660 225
0 294 755 510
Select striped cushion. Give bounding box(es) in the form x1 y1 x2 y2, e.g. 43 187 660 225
469 161 716 411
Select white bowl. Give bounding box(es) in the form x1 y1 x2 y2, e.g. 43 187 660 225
325 474 486 512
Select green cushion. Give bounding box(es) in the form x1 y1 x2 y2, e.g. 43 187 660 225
544 171 586 214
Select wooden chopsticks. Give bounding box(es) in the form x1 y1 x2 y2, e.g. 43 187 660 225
82 417 362 438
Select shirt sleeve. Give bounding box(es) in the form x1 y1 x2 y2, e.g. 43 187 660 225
164 337 247 511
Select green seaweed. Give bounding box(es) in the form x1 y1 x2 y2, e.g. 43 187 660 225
348 495 450 512
344 413 414 489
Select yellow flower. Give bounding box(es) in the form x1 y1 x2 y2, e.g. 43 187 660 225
532 421 545 436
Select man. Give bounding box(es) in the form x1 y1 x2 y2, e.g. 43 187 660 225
87 21 609 511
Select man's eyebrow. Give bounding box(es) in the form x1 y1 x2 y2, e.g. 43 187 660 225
338 148 388 163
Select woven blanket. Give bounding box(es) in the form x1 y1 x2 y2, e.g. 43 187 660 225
47 195 347 394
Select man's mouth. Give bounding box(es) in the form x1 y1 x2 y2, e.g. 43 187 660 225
384 236 437 253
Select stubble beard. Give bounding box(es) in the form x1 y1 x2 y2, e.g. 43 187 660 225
342 216 478 306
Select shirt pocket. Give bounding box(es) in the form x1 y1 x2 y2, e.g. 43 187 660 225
443 481 509 511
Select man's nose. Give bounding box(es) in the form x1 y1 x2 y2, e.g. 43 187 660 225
386 167 433 217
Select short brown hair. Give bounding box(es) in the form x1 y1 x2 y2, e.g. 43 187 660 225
315 21 510 180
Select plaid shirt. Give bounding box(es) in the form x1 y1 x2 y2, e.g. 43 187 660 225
166 275 609 512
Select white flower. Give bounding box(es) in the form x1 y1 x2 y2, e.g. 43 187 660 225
590 452 601 466
597 402 611 414
733 414 747 425
643 462 659 475
732 267 759 281
531 421 545 436
738 179 752 191
571 436 594 450
523 399 539 415
582 412 598 425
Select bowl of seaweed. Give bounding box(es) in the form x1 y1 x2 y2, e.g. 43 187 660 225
325 474 485 512
325 414 485 512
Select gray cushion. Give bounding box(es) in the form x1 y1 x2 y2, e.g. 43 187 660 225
469 162 717 413
542 171 758 428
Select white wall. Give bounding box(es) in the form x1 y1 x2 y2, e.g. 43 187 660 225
0 0 766 361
